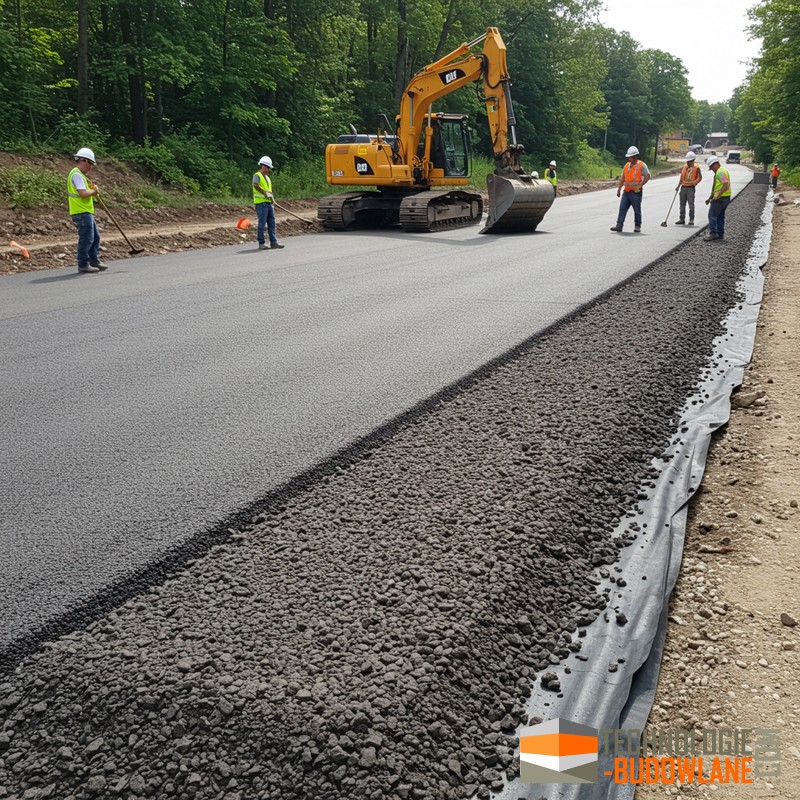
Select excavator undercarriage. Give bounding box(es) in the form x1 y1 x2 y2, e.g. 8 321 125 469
318 189 484 233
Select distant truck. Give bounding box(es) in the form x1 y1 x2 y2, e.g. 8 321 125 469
688 144 704 155
726 151 741 164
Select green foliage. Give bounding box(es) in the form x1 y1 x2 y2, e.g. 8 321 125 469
738 0 800 170
132 185 173 208
782 167 800 187
116 142 199 193
42 112 109 154
557 143 620 180
0 166 63 208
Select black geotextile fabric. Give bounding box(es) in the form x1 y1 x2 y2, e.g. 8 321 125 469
0 184 770 800
510 187 772 800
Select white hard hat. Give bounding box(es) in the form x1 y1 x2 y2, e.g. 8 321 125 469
549 160 557 167
74 147 96 164
706 155 720 168
685 151 696 161
625 146 639 157
258 156 273 168
531 171 539 179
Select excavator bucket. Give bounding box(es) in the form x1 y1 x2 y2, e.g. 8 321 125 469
481 170 556 234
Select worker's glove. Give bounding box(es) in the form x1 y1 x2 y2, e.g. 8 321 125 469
705 198 711 205
267 192 274 200
675 186 679 192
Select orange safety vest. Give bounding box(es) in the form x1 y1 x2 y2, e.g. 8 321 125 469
680 164 701 187
622 161 644 192
772 166 780 178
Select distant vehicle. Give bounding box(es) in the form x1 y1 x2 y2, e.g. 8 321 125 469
689 144 704 155
726 151 741 164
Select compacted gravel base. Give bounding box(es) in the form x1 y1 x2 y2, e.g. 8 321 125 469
0 186 767 800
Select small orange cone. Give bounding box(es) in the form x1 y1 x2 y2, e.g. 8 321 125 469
9 240 30 258
236 218 252 230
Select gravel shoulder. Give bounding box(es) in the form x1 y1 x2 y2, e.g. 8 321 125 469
638 187 800 797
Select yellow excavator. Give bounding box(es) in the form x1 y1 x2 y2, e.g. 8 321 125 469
317 28 555 234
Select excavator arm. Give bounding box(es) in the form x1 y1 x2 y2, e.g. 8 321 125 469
397 28 524 179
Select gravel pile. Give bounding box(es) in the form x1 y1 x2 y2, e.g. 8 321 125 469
0 186 766 800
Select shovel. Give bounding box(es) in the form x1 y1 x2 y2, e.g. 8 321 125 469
96 196 145 255
274 201 315 226
661 189 679 227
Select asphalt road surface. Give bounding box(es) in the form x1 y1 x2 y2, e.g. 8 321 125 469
0 165 753 650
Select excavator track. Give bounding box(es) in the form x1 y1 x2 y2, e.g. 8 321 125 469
317 193 364 231
318 190 482 233
398 191 483 232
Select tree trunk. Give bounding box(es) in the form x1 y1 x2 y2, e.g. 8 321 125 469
77 0 89 113
393 0 408 106
432 0 457 61
119 3 146 144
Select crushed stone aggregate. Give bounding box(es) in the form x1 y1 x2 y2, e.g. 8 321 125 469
0 185 767 799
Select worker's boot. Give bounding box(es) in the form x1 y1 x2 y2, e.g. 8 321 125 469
675 219 685 225
610 224 622 232
271 242 285 249
688 219 694 226
634 225 641 233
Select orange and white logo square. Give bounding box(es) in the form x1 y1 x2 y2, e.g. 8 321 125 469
520 718 599 784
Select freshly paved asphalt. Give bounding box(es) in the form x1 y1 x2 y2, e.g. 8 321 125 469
0 165 752 648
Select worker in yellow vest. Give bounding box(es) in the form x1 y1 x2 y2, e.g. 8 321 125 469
611 146 650 233
543 160 557 192
252 156 284 250
674 151 702 226
68 147 105 273
704 156 732 241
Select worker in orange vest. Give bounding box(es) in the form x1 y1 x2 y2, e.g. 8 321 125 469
771 163 780 189
611 146 650 233
674 151 702 226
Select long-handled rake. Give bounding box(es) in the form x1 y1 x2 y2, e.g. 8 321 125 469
97 197 145 255
661 190 679 227
274 201 316 226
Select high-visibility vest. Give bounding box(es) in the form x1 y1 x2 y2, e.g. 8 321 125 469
772 166 780 178
67 167 94 215
712 167 732 198
544 167 557 187
680 164 701 186
622 160 644 192
253 171 272 204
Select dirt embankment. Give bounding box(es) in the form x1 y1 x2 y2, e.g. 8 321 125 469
638 187 800 797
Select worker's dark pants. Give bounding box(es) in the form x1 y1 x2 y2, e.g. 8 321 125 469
255 201 277 245
71 212 100 267
772 175 778 189
678 186 696 222
616 190 642 226
707 197 730 239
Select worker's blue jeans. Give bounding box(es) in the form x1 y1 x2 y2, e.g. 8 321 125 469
255 201 277 245
616 190 642 226
707 197 730 239
71 212 100 267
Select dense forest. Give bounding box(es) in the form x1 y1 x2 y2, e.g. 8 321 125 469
0 0 795 193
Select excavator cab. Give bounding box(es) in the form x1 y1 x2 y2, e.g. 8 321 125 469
423 115 470 178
